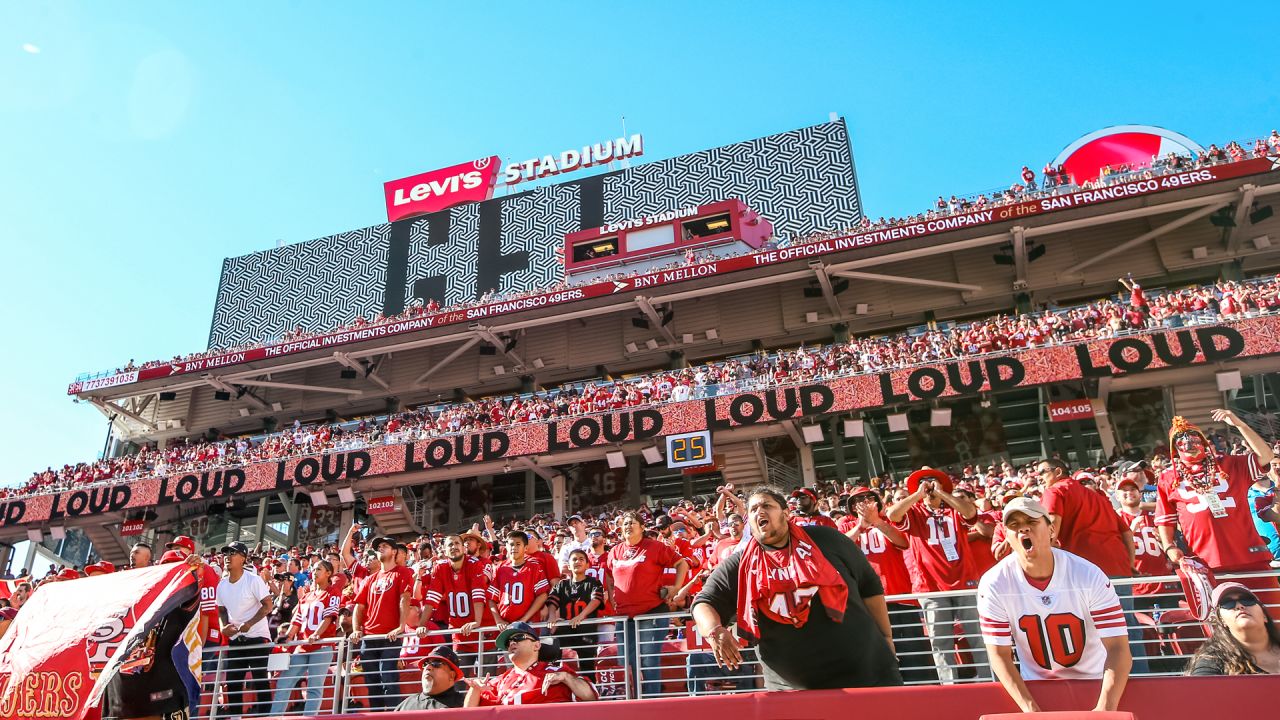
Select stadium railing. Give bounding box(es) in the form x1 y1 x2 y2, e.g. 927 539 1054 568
184 568 1279 717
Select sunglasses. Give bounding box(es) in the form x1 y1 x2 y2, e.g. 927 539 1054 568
506 634 533 646
1219 595 1260 610
423 659 448 669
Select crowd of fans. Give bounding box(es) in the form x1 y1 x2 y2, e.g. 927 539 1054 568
86 131 1280 382
6 410 1279 714
789 132 1280 245
15 274 1280 504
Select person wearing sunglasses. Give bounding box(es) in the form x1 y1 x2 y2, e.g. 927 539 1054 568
1187 582 1280 675
395 646 468 710
463 622 598 705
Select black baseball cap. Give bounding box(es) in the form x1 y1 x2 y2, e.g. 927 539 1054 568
368 536 397 551
220 542 249 557
419 645 466 677
495 621 539 649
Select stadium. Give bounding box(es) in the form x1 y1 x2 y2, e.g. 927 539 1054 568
3 118 1280 719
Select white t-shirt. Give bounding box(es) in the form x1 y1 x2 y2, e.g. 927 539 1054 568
976 548 1126 681
217 570 272 640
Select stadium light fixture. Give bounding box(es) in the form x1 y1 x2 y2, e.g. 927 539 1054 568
1251 235 1271 249
887 413 909 433
213 390 231 401
805 312 819 323
532 357 545 369
238 408 251 417
26 528 42 543
271 402 283 412
493 365 506 375
682 333 694 344
705 329 719 340
309 490 329 507
801 424 824 443
625 342 638 353
159 391 177 401
50 526 66 541
843 418 865 437
336 487 356 504
642 445 663 464
930 408 952 427
644 339 660 350
606 450 627 469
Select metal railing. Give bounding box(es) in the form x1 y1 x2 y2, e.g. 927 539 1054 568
171 568 1278 717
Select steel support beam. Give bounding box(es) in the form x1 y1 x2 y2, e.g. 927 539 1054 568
333 352 390 391
1225 184 1258 255
202 376 270 409
808 261 845 318
89 398 159 432
472 325 526 369
635 296 678 345
412 336 482 387
828 269 982 293
234 378 364 396
1010 226 1029 288
1062 201 1230 275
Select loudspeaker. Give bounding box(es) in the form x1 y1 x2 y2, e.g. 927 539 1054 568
1215 370 1243 392
159 391 177 401
213 390 231 401
339 368 358 379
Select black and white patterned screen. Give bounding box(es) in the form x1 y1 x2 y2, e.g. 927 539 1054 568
209 120 862 349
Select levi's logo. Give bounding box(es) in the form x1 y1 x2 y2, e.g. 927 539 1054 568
384 156 500 222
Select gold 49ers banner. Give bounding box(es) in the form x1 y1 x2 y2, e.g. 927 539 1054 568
0 563 202 720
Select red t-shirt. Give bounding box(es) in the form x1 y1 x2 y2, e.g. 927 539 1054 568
892 503 978 592
968 511 1000 577
1041 478 1133 577
1156 454 1273 570
852 526 912 597
705 538 739 570
532 550 561 582
291 584 341 653
479 661 585 706
354 566 414 635
1119 509 1178 596
425 557 490 626
490 558 550 622
607 538 681 616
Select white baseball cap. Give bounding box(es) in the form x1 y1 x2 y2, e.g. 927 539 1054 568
1002 496 1050 523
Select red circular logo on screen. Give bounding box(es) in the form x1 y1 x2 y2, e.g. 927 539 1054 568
1052 125 1203 186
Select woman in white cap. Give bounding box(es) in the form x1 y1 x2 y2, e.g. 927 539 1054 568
1187 582 1280 675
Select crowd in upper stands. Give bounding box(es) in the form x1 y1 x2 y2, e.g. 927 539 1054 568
88 131 1280 382
13 273 1280 503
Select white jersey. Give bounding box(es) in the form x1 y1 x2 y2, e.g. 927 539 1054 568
976 548 1126 681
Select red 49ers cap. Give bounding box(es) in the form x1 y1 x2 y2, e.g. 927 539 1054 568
906 468 954 495
166 536 197 555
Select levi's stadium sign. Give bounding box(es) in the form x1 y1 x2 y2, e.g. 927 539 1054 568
69 156 1279 395
24 318 1280 528
383 156 501 222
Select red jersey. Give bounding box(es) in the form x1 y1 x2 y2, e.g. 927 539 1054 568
291 584 341 653
852 526 912 597
1156 454 1273 570
968 511 1000 576
1041 478 1133 577
478 661 586 706
1119 509 1177 596
398 620 441 665
705 537 740 569
424 557 490 626
892 503 978 592
532 550 561 581
354 565 414 635
607 538 681 616
490 558 550 622
197 565 223 645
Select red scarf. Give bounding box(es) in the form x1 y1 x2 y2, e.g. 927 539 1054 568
736 521 848 637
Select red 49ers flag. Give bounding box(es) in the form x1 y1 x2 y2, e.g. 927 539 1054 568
0 563 202 720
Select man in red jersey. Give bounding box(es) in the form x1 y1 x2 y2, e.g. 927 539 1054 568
1158 411 1279 600
488 531 550 627
607 510 688 697
788 488 838 529
462 622 596 706
164 535 222 645
1039 460 1135 579
887 468 986 683
351 535 415 711
1116 471 1179 672
845 487 937 683
525 528 562 582
419 535 490 665
270 559 341 716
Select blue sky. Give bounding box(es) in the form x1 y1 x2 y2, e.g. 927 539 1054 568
2 1 1277 484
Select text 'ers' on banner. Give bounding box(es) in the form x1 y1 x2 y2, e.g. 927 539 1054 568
14 320 1277 528
0 563 202 720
